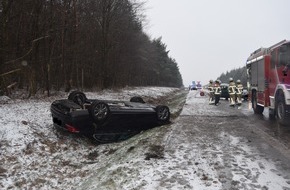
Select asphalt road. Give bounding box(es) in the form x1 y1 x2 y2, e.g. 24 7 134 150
161 90 290 189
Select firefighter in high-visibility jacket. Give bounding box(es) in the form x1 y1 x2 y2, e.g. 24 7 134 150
235 79 243 105
207 79 215 104
228 77 236 106
214 80 221 106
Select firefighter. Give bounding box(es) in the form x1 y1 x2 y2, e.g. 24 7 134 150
214 80 221 106
228 77 236 106
207 79 215 104
236 79 243 105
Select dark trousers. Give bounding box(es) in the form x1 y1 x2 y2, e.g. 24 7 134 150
214 95 220 105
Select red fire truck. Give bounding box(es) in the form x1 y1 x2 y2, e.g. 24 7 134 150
246 40 290 125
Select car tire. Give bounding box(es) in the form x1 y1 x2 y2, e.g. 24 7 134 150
68 91 87 106
156 105 170 124
252 91 264 114
90 101 110 123
130 96 145 103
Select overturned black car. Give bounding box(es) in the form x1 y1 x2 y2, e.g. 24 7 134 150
51 91 170 143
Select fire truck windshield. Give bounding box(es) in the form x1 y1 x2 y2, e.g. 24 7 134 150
279 44 290 66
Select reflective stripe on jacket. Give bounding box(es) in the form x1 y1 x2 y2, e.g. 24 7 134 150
236 84 243 95
208 85 214 92
228 82 236 95
214 86 221 95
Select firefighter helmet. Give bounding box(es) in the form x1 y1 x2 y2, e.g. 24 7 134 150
229 77 233 82
236 79 241 83
215 79 220 84
209 79 213 83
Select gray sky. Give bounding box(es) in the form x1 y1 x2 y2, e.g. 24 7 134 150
144 0 290 86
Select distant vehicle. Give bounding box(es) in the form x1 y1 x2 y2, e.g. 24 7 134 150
196 81 202 89
242 89 248 101
51 91 170 143
189 81 197 90
220 83 229 100
246 40 290 125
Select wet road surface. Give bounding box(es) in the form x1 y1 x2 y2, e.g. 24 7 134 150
160 90 290 189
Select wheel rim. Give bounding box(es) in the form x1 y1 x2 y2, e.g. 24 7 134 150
157 107 169 121
93 103 108 121
74 94 85 105
277 102 285 120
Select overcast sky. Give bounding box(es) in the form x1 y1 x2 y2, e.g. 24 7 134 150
144 0 290 86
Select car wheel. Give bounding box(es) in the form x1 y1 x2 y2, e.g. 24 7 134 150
130 96 145 103
68 91 87 106
156 105 170 123
90 101 110 123
252 91 264 114
276 94 290 125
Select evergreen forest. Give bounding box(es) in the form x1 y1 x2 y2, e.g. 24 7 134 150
0 0 183 97
217 66 247 87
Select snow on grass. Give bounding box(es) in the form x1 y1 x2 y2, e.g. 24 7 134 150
1 87 290 190
0 87 178 190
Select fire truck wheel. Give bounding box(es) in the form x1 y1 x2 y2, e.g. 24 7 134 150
277 94 290 126
252 91 264 114
269 108 276 120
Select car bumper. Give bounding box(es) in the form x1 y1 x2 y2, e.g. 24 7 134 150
51 104 95 134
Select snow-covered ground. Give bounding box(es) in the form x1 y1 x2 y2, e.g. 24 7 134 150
1 88 290 190
0 87 179 190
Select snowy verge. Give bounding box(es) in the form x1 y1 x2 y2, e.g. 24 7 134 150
0 87 181 190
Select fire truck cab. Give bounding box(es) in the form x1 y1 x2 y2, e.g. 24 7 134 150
246 40 290 125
